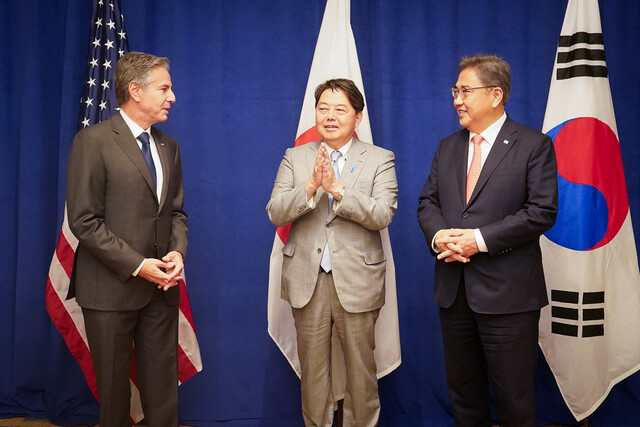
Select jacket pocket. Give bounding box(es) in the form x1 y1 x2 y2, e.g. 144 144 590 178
363 248 385 265
282 241 296 257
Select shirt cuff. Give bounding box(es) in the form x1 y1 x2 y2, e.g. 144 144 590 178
132 259 146 277
431 229 444 253
474 229 488 252
306 195 317 209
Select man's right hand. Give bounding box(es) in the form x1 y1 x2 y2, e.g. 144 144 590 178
306 144 326 200
138 258 174 288
434 228 470 263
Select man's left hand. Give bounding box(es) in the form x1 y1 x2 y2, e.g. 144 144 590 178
436 228 480 262
320 149 343 200
160 251 184 291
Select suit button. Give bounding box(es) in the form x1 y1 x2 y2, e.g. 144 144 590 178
154 244 158 248
317 248 322 254
462 212 469 219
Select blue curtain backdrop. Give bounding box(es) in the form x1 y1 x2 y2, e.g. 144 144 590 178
3 0 640 426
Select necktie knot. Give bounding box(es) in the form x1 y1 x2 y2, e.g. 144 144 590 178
331 150 342 163
138 131 150 146
472 134 483 146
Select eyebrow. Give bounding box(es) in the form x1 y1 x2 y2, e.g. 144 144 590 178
318 102 349 108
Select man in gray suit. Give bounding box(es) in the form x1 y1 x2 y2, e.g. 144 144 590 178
66 52 187 427
267 78 398 427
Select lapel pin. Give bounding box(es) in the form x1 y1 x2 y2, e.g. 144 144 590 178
350 167 355 173
503 140 509 145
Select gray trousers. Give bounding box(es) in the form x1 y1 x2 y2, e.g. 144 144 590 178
292 271 380 427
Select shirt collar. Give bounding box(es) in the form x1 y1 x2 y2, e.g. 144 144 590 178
330 138 353 159
120 110 151 139
469 112 507 146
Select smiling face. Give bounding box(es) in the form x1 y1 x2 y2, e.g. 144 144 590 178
315 88 363 150
453 67 504 134
127 66 175 129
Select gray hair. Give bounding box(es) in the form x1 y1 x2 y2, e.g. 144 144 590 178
459 54 511 105
115 52 170 106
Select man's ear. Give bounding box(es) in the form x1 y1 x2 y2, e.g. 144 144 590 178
128 81 142 102
491 87 504 108
354 111 363 128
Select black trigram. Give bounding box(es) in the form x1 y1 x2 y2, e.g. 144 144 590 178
550 289 605 338
556 32 608 80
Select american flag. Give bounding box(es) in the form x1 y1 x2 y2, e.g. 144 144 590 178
45 0 202 424
79 0 128 129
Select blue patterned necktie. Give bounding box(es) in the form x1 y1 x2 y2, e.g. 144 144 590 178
138 131 156 188
320 150 343 272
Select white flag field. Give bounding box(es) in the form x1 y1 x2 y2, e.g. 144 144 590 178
538 0 640 420
267 0 401 399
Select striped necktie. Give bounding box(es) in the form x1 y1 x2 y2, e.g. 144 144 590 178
466 134 483 203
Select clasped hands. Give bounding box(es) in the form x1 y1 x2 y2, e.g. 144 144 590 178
434 228 479 263
138 250 184 291
306 143 344 201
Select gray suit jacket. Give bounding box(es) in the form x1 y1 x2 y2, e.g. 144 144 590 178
267 138 398 313
66 113 188 311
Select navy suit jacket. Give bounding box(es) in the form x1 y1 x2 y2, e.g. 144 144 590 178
418 116 558 314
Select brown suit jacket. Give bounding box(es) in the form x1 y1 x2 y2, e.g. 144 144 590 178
66 112 188 310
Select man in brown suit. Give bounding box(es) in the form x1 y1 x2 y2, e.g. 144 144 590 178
66 52 188 427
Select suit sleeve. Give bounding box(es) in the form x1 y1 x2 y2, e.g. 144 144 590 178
479 134 558 255
335 149 398 230
66 131 146 281
266 147 315 227
417 141 448 255
168 142 188 258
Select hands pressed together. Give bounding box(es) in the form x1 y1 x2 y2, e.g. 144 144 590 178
138 250 185 291
434 228 479 263
306 143 344 202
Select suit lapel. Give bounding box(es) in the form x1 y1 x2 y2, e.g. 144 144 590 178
456 131 470 207
110 114 159 204
151 128 170 210
325 138 367 222
340 138 367 189
467 117 518 205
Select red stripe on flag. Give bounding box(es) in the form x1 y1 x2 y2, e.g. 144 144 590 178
55 232 75 279
178 279 196 332
45 277 99 399
129 350 140 388
178 345 199 383
294 127 321 147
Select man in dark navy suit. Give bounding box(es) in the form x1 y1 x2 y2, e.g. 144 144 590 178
418 54 558 426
